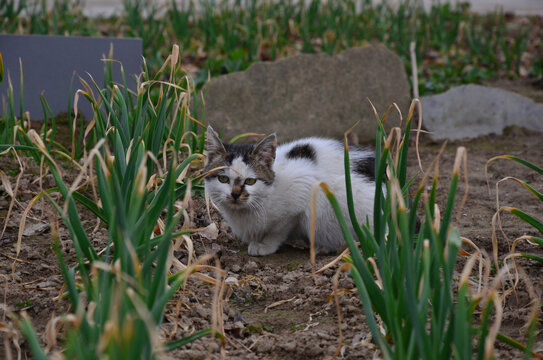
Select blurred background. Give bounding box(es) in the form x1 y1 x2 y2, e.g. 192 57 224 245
81 0 543 17
2 0 543 96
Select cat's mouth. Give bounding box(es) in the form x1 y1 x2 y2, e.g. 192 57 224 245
225 197 248 209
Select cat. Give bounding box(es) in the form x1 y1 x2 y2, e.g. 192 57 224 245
203 126 378 256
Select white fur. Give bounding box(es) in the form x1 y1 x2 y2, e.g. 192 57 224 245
205 137 377 256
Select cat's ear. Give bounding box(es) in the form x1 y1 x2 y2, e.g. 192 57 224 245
252 133 277 168
206 126 226 156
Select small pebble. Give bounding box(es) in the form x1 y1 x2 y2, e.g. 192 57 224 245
225 276 238 285
230 264 241 273
243 261 259 273
211 243 221 253
234 311 247 324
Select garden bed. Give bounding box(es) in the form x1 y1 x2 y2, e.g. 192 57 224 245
2 124 542 359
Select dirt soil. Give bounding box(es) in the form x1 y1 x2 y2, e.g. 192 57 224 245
1 126 543 359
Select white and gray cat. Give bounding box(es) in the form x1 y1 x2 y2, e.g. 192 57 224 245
204 126 377 256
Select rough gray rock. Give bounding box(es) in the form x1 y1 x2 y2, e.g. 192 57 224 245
421 84 543 140
204 44 411 143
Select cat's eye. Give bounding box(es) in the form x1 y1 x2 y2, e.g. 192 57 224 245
244 178 257 185
217 175 229 183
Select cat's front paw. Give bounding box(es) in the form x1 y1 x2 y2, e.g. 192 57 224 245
248 241 279 256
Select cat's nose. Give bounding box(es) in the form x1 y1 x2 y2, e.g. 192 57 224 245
231 190 241 200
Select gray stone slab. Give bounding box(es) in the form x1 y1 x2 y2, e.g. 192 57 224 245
0 34 142 122
204 44 411 143
421 84 543 141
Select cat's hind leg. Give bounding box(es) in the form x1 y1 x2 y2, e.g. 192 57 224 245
299 197 346 254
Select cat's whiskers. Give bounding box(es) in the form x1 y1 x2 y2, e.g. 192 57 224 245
247 197 267 223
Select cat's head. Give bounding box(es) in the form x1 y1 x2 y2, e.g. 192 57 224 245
204 126 277 211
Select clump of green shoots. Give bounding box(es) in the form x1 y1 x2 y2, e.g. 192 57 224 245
316 100 539 358
15 45 223 359
0 53 80 164
487 155 543 266
487 154 543 355
485 155 543 358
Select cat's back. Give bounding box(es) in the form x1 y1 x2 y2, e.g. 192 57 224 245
274 137 338 173
275 137 374 179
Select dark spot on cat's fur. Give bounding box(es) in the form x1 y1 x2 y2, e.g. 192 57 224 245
204 141 276 184
286 143 316 162
223 143 254 165
204 142 253 174
353 156 375 181
226 142 276 184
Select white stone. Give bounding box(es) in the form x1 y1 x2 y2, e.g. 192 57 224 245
421 84 543 141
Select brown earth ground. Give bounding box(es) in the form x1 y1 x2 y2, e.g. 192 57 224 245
1 83 543 359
